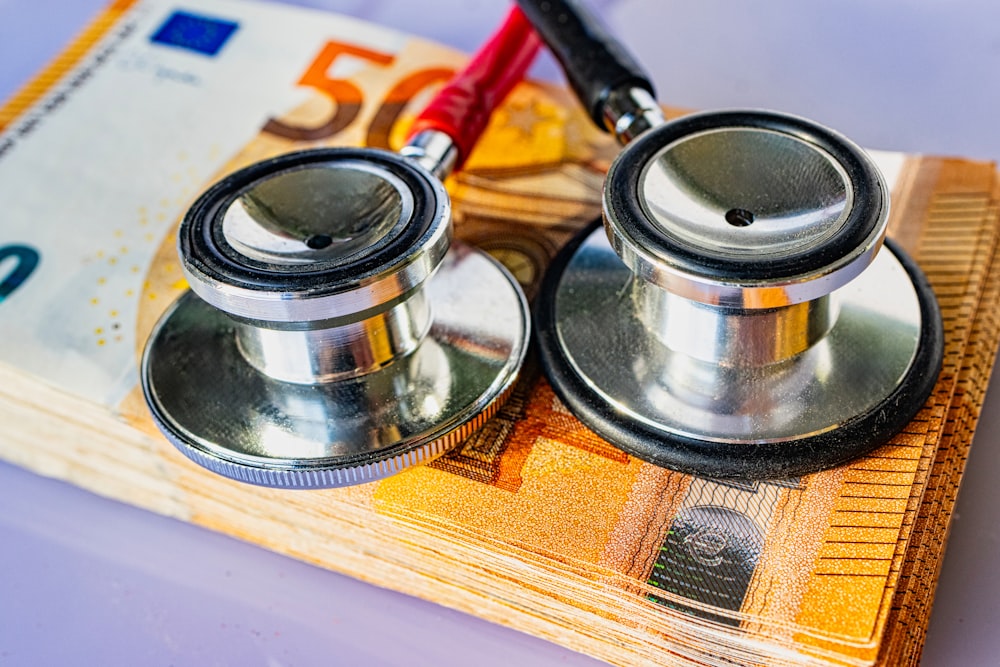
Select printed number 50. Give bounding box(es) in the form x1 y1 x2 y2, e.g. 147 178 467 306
263 41 454 148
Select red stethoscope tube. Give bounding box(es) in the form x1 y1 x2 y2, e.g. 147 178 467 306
407 6 542 171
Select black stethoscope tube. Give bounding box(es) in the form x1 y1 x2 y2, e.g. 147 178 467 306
517 0 656 133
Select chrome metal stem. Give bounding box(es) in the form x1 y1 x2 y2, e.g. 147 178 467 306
602 86 665 144
634 281 838 367
234 290 432 384
400 129 460 179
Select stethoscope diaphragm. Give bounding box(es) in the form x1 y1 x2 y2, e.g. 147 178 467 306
142 150 529 488
141 9 540 488
518 0 943 479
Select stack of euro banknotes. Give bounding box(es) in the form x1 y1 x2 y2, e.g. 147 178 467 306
1 1 997 664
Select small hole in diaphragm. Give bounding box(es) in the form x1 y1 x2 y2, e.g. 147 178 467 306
725 208 755 227
305 234 333 249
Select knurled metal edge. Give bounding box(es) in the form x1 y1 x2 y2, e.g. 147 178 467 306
156 376 517 490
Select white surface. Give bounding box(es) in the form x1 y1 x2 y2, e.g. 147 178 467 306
1 1 999 665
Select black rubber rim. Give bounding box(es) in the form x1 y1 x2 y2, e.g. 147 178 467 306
180 147 440 293
605 110 886 282
535 219 944 480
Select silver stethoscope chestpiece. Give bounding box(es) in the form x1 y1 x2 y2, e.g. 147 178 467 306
142 148 529 488
536 110 943 479
611 112 882 307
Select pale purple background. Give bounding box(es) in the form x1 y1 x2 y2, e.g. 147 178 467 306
2 1 1000 664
